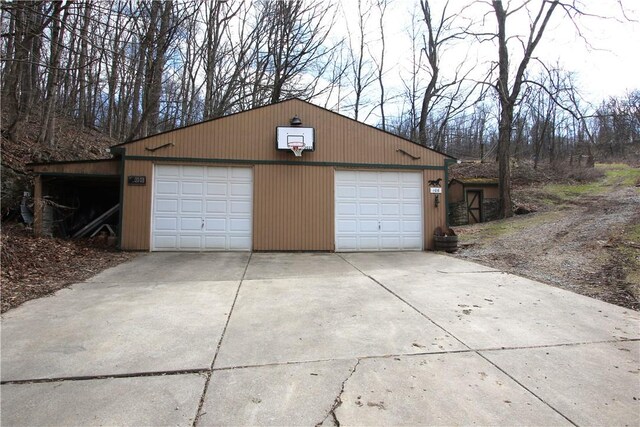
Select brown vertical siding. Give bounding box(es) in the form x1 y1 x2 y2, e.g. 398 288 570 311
120 99 446 167
113 99 454 251
120 160 153 250
423 169 447 250
253 165 334 251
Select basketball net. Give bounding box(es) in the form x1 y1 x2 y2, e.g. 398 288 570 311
288 142 304 157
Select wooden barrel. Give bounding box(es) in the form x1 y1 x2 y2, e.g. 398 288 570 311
434 235 458 253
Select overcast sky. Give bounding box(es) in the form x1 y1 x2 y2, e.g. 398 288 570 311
333 0 639 122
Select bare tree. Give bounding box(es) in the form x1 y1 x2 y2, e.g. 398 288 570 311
373 0 388 130
37 1 70 147
491 0 560 218
344 0 376 120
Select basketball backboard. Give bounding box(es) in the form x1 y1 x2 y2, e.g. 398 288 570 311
276 127 315 152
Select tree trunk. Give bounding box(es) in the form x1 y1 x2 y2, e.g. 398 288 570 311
38 2 67 147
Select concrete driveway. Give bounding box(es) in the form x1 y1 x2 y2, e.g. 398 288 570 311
1 252 638 426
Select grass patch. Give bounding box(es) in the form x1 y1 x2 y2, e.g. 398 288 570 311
460 211 561 241
543 163 639 203
601 163 640 186
626 223 640 243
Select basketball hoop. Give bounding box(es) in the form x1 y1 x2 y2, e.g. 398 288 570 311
288 142 305 157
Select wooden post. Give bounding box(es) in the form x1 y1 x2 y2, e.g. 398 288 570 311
33 175 43 235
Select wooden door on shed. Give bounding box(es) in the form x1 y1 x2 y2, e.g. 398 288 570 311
466 190 482 224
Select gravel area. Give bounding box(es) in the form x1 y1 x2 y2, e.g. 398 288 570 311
453 184 640 310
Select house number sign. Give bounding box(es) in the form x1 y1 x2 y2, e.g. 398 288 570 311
127 176 146 186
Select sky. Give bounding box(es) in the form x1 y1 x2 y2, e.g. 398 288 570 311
332 0 640 122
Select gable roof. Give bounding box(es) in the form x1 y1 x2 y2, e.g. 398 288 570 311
111 98 454 161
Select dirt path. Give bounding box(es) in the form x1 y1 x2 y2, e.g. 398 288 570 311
453 181 640 310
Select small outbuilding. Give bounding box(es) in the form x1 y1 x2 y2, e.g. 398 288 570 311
448 178 500 226
30 99 455 251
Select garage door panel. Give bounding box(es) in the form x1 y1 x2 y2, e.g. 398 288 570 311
402 187 421 199
336 236 357 248
154 235 177 248
335 170 423 251
380 220 400 232
337 202 357 215
152 165 252 251
359 220 379 232
204 235 226 249
229 236 251 250
154 217 177 231
381 203 400 215
359 186 378 198
181 182 204 195
337 220 357 233
358 171 378 183
380 187 400 199
358 236 380 249
402 173 422 184
204 218 226 232
206 200 227 213
229 218 251 232
155 199 178 213
183 166 204 178
359 203 378 215
403 220 422 233
180 199 203 213
402 236 423 249
337 170 358 182
230 182 251 197
180 217 202 231
230 201 251 214
380 236 401 249
156 165 180 177
206 182 227 196
402 203 421 215
156 181 179 195
206 167 228 179
380 172 400 183
179 235 202 249
230 168 252 180
337 185 356 198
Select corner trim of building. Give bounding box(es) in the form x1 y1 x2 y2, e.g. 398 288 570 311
444 159 457 228
113 148 126 250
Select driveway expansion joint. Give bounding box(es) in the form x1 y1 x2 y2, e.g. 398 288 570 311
477 351 579 426
476 337 640 354
0 368 210 385
192 252 253 427
336 254 471 351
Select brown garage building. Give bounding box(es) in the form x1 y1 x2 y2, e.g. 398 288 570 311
31 99 455 251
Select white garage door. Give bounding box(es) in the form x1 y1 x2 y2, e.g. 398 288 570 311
335 170 423 251
152 165 252 251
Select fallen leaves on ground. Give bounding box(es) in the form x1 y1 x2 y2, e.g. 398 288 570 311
1 223 136 313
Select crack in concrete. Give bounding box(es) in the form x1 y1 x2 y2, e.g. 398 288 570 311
5 338 633 385
192 252 253 427
436 270 501 274
0 368 210 385
316 359 360 427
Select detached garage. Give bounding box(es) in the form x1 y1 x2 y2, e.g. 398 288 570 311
31 99 454 251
